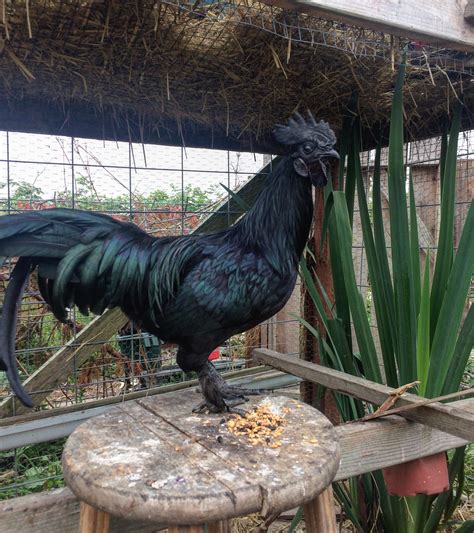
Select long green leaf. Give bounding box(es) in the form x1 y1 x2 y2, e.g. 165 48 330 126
219 182 250 212
299 256 330 331
430 104 462 335
345 126 357 227
354 126 398 386
293 313 361 420
387 61 417 383
372 141 398 367
426 199 474 397
319 190 334 254
333 482 364 532
337 91 358 191
416 253 431 396
439 129 448 199
442 304 474 394
288 506 304 532
327 107 355 350
409 171 421 315
456 521 474 533
327 318 361 377
328 210 353 351
332 192 382 383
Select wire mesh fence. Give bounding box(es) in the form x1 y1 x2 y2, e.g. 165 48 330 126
0 128 472 498
0 132 299 410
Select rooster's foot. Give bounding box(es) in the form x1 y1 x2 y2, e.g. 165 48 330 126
195 362 263 414
192 397 248 416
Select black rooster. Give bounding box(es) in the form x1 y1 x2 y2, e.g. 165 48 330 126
0 113 338 412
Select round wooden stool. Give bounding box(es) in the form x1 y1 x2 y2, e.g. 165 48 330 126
62 390 340 532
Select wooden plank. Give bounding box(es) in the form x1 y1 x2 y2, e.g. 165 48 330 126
254 349 474 442
262 0 474 51
334 398 474 480
196 158 276 233
79 502 110 533
0 365 269 428
0 398 471 532
0 307 128 417
303 487 337 532
0 487 159 533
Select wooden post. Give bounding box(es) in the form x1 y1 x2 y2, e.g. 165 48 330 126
79 502 110 533
304 486 338 533
300 167 339 425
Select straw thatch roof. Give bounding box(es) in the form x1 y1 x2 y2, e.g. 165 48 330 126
0 1 472 152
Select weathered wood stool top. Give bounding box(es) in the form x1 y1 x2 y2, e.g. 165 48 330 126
62 390 340 526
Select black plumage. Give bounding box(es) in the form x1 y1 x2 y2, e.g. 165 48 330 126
0 112 338 412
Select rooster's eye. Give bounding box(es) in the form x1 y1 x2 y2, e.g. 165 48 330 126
302 143 314 154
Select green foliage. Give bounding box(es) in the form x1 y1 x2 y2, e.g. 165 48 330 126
0 439 65 499
298 62 472 531
10 181 44 202
10 178 219 213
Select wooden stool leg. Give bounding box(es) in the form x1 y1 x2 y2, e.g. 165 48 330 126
207 521 231 533
79 501 110 533
168 521 230 533
304 486 337 533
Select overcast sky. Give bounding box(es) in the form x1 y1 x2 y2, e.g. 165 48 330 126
0 131 268 202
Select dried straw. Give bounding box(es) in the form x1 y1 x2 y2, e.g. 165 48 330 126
0 0 471 149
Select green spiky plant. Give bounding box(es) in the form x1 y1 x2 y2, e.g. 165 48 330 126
298 62 474 532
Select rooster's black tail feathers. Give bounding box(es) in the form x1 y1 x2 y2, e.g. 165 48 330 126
0 258 34 407
0 208 143 407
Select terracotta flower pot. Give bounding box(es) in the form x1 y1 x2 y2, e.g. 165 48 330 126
382 452 449 496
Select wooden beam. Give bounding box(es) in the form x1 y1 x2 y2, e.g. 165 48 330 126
335 398 473 480
253 349 474 442
0 97 273 155
0 399 471 532
0 366 270 444
196 158 277 233
262 0 474 51
0 307 128 417
0 487 160 533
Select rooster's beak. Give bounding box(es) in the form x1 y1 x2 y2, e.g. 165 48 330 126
309 148 339 188
325 148 340 160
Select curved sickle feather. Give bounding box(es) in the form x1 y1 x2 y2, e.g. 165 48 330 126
0 258 34 407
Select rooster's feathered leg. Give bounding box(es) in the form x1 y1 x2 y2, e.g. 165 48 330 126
193 361 260 413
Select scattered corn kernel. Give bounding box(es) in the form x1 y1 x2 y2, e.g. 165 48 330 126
225 405 286 447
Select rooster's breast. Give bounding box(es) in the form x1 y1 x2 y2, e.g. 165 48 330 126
152 248 297 341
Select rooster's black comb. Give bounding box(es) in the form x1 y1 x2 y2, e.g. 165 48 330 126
273 111 336 148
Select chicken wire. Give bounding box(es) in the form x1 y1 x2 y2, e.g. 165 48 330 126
0 128 472 497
